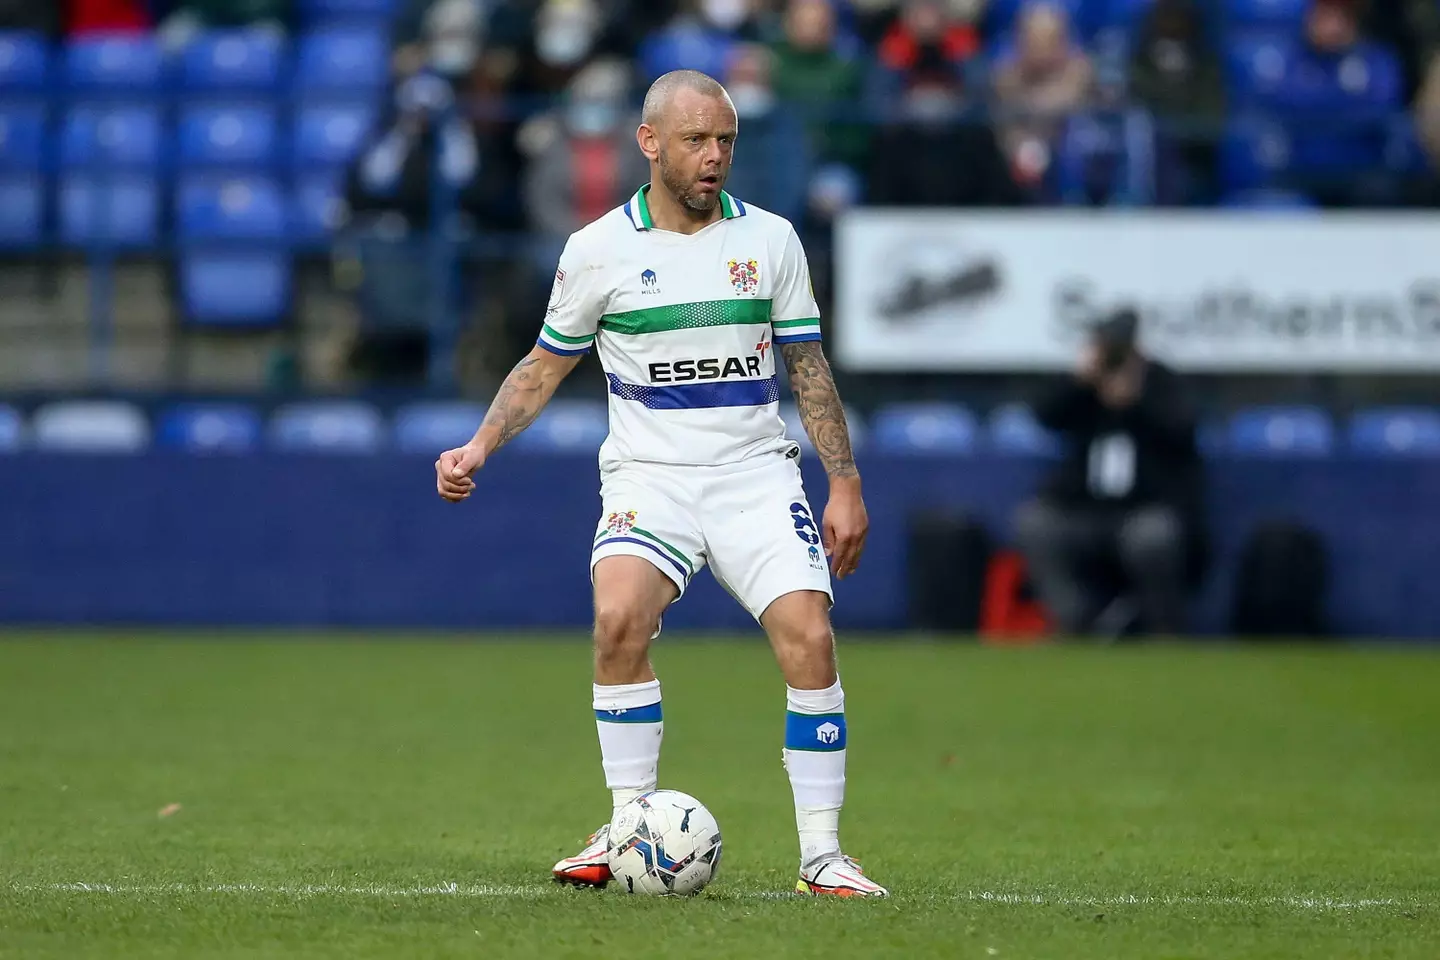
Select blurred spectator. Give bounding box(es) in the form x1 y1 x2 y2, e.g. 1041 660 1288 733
0 0 61 34
847 0 984 47
1128 0 1223 205
771 0 869 169
520 58 647 242
346 73 489 229
157 0 292 50
868 0 979 113
1015 310 1204 638
992 1 1093 191
392 0 490 84
638 0 770 82
721 44 810 221
66 0 151 35
866 33 1021 206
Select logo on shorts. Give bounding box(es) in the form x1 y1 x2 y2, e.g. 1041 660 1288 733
606 510 637 535
728 259 760 296
807 545 824 570
790 502 820 546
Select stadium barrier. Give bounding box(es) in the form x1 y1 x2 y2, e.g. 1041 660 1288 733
1 452 1437 639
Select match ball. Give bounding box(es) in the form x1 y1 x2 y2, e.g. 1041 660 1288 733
607 789 722 896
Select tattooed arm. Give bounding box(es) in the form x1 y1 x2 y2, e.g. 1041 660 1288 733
780 340 858 480
780 339 867 578
435 347 581 502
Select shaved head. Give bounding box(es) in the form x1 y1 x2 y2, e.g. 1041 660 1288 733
635 69 738 225
641 70 731 130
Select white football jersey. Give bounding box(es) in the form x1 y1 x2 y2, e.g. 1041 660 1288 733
537 184 823 470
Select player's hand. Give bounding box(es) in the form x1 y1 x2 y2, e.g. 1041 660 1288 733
822 477 868 580
435 442 486 502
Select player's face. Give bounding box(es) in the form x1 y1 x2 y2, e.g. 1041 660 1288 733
655 90 737 214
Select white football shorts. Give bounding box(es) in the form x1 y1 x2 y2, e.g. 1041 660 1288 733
590 446 833 622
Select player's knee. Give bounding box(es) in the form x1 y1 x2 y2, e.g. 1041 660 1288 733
593 601 657 661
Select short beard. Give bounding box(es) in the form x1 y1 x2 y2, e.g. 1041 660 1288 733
657 148 720 214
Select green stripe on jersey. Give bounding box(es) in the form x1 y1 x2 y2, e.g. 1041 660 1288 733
772 317 820 329
541 324 594 345
599 298 771 336
719 192 737 219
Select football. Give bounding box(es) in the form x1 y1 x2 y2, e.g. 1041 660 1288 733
607 790 722 896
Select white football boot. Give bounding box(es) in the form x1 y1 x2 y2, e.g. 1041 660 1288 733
796 853 889 897
551 824 612 888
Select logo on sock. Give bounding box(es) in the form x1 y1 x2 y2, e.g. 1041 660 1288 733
816 722 841 745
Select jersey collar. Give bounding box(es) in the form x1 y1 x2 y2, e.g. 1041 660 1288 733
624 183 746 232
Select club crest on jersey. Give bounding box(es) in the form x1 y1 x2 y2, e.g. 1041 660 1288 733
727 259 759 296
607 511 637 535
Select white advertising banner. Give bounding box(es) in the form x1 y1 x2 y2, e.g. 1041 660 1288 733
834 210 1440 372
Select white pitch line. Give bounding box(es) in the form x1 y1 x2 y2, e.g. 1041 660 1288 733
4 881 1423 912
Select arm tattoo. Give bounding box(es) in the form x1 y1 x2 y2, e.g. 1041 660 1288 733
480 356 548 451
780 340 858 479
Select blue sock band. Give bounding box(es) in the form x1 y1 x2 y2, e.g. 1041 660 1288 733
595 701 663 724
785 711 847 752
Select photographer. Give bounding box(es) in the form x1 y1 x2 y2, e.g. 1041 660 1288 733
1014 309 1204 637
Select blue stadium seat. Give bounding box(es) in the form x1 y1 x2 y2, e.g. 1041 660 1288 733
294 173 344 242
510 400 612 453
30 400 150 453
0 32 50 90
179 252 293 326
1225 0 1307 26
157 403 263 452
1221 118 1291 191
179 30 286 92
65 35 163 91
0 404 21 451
0 105 46 170
393 402 489 453
59 175 161 247
295 27 388 93
1225 32 1297 104
177 176 288 239
293 102 374 169
60 105 162 168
871 403 978 455
178 105 280 169
1221 188 1317 210
270 401 384 452
1348 408 1440 457
1092 0 1155 30
0 175 43 246
1229 406 1334 457
988 403 1061 457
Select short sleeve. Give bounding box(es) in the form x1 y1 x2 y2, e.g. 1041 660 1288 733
770 226 822 345
537 235 605 356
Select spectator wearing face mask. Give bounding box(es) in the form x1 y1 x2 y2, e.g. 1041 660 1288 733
771 0 869 170
992 1 1094 192
1127 0 1223 205
718 44 811 223
393 0 489 84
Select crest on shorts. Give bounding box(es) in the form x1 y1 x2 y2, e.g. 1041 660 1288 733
727 259 759 296
606 511 637 535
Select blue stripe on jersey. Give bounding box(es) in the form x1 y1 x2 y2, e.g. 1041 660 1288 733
772 331 822 345
595 535 690 583
785 711 847 752
606 374 780 410
537 338 591 357
733 196 747 217
595 701 663 724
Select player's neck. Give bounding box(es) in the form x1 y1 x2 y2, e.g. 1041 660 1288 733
645 183 722 236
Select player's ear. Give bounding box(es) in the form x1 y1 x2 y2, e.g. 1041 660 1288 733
636 123 660 162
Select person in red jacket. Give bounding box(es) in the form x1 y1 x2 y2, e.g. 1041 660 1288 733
66 0 151 35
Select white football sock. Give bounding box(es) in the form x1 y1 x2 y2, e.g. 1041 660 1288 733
783 678 846 866
593 680 662 824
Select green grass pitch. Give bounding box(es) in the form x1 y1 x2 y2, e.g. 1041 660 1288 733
1 633 1437 959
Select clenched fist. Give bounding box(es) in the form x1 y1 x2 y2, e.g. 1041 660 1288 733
435 442 486 502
